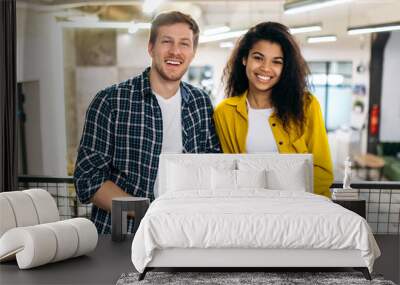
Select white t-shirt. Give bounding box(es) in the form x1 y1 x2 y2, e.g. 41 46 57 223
246 101 278 153
153 89 183 197
154 89 183 153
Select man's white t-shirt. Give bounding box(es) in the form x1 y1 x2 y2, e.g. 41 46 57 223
246 101 278 153
153 89 183 197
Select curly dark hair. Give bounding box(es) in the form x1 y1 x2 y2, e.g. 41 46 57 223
223 21 311 134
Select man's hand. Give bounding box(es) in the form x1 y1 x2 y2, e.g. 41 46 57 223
91 180 133 215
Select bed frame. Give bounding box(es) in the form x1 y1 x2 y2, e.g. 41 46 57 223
139 248 371 280
139 154 372 281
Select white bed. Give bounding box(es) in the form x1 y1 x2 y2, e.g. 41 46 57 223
131 154 380 280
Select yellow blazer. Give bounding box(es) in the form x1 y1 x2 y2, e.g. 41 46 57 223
213 91 334 197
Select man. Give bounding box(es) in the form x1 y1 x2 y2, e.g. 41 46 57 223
74 11 221 234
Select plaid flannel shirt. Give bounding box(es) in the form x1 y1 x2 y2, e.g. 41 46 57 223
73 68 221 234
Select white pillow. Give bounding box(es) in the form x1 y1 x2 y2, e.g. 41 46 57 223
211 168 237 190
211 168 267 190
266 168 306 191
237 169 267 189
238 159 308 192
167 162 211 191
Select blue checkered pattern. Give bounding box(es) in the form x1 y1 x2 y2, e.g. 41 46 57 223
74 68 221 233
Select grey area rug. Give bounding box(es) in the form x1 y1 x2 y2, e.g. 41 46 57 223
116 272 396 285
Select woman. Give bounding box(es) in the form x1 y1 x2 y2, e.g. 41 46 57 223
213 22 333 197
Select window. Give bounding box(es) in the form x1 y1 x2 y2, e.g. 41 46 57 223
308 61 352 131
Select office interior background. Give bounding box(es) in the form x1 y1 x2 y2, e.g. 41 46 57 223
10 0 400 182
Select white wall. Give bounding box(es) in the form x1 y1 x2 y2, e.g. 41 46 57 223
117 32 151 68
380 31 400 141
17 7 67 176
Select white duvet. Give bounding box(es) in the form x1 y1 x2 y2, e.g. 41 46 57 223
131 190 380 273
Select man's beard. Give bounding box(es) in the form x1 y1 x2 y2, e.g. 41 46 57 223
153 60 187 82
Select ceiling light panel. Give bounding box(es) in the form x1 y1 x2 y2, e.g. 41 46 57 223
199 29 248 43
348 21 400 35
284 0 351 15
307 35 337 43
290 24 322 34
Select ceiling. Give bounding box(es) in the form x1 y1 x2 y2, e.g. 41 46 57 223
17 0 400 44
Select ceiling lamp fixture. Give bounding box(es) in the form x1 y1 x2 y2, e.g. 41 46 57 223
203 26 231 36
199 29 247 44
289 24 322 34
307 35 337 43
143 0 164 14
284 0 351 15
348 21 400 35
